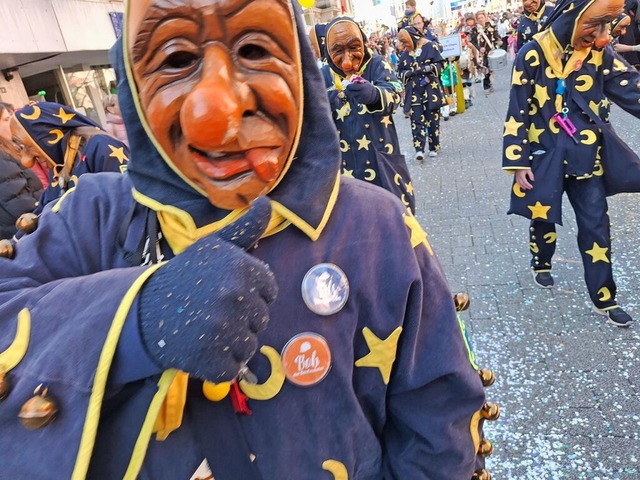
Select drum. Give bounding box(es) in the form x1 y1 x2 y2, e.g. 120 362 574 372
487 49 507 70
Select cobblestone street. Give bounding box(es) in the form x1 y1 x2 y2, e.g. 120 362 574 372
394 63 640 479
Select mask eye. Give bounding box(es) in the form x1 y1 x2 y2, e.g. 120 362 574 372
238 44 269 61
163 51 199 70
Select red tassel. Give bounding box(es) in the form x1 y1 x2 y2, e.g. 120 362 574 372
230 381 252 415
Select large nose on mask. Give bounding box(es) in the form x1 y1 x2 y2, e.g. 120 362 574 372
594 25 611 49
181 45 257 149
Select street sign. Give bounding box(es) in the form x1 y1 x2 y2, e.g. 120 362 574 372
440 34 462 58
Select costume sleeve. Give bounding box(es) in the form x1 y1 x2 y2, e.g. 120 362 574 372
502 43 536 172
0 177 161 476
84 135 129 174
382 222 487 479
321 66 344 113
367 56 402 115
516 23 526 51
602 45 640 117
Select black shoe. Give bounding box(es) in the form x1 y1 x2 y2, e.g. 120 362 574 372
593 305 633 327
532 271 554 288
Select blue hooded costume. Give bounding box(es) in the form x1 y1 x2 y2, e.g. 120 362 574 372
502 0 640 311
12 102 129 213
516 0 555 51
397 27 447 155
0 2 490 478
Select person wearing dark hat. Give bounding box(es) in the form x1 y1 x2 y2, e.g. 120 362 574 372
610 12 640 55
0 0 493 478
398 0 418 30
397 26 447 159
322 16 415 212
309 22 329 67
502 0 640 327
10 102 129 214
517 0 555 50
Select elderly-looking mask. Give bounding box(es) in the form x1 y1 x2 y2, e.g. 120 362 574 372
127 0 302 210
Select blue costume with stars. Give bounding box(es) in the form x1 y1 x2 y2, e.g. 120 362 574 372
397 27 447 155
516 0 554 51
0 3 490 479
502 0 640 311
322 17 415 213
13 102 128 213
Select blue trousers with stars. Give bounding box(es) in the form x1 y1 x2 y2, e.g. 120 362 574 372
410 104 440 153
530 176 616 309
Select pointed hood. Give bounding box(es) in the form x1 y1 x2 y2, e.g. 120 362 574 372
112 0 341 233
545 0 598 48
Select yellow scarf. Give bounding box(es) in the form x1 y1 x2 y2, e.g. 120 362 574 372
132 190 290 439
534 29 591 112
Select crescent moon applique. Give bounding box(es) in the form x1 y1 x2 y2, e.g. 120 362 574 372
20 105 41 121
549 117 560 134
593 162 604 176
505 145 522 161
525 49 540 67
394 173 402 186
358 104 368 115
575 75 593 92
544 232 557 243
340 140 349 153
411 94 418 103
580 129 597 145
597 287 612 302
322 460 349 480
364 168 376 181
48 129 64 145
239 346 286 400
545 66 557 79
385 144 394 154
529 242 540 253
513 183 526 198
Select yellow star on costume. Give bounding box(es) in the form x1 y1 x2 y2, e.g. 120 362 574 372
406 181 414 196
336 103 350 122
382 60 393 71
588 100 600 117
53 107 76 124
528 201 551 219
587 50 603 70
533 84 551 108
381 115 392 127
354 327 403 385
108 145 129 164
511 69 524 85
601 98 610 109
527 123 545 143
356 135 371 151
431 82 439 89
342 169 354 177
414 140 422 148
585 242 610 263
403 213 433 254
504 116 524 137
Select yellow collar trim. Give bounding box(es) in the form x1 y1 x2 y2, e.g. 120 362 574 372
535 29 591 79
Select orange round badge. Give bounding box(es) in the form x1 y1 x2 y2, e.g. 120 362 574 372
281 333 332 387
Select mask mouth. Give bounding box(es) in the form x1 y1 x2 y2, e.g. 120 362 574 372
189 145 282 183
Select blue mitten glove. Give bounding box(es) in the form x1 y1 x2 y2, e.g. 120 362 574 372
345 80 381 106
138 197 278 383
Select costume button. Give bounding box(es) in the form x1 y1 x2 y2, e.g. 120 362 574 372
478 438 494 457
301 263 349 316
478 368 495 387
364 124 370 128
564 174 569 178
620 79 629 86
519 110 525 114
15 213 38 235
531 236 536 240
528 156 533 160
453 292 470 312
19 385 58 429
0 240 15 259
0 372 11 401
379 138 384 142
603 69 610 75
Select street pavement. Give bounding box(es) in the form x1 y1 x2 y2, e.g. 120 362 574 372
393 62 640 479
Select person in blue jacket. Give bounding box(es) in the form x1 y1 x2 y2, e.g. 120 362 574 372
397 26 447 160
503 0 640 326
0 1 496 478
517 0 555 50
322 16 415 213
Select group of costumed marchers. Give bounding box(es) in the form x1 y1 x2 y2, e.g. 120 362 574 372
11 103 129 214
397 26 448 159
517 0 555 50
0 1 497 479
503 0 640 324
321 17 416 213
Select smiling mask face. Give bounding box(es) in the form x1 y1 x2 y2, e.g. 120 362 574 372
127 0 301 209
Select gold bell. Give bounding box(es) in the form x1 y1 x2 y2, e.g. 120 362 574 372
478 438 493 457
15 213 39 235
478 368 495 387
18 385 59 429
0 371 11 401
481 402 500 421
472 468 492 480
0 239 15 259
453 293 470 312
